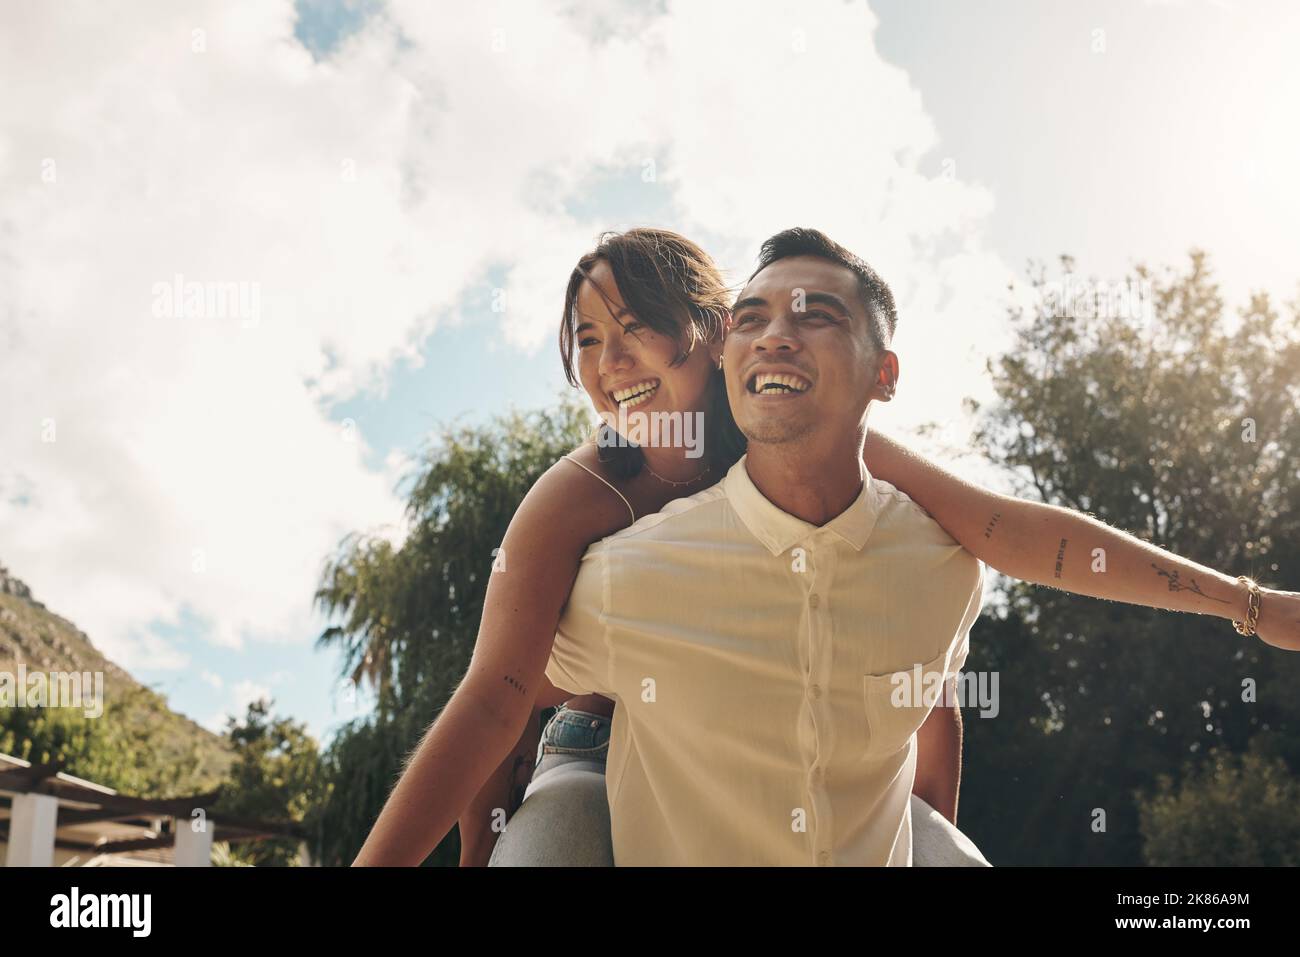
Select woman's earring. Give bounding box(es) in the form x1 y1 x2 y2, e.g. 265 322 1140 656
716 354 724 370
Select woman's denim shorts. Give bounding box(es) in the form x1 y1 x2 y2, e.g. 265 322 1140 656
490 705 615 865
531 705 610 780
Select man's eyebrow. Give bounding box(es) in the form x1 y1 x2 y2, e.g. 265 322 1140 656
803 291 852 315
733 292 853 315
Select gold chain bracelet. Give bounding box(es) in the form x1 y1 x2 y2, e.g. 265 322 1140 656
1232 576 1262 637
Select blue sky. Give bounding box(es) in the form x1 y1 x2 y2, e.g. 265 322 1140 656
3 0 1296 747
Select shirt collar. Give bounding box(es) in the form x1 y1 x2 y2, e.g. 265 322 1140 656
724 453 881 556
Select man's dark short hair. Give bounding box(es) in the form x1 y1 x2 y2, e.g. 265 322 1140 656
749 227 897 348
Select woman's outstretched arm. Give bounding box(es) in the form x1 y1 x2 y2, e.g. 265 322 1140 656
864 430 1300 649
352 460 629 866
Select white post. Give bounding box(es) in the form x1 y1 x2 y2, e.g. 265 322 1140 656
6 792 59 867
173 814 213 867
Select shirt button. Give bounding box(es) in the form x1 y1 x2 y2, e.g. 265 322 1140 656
809 594 821 609
808 684 822 699
811 765 824 782
817 850 831 866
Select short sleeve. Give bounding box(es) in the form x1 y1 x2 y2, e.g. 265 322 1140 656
545 647 586 695
947 558 985 679
544 544 608 696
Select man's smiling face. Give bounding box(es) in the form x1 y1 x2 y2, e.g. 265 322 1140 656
724 255 891 447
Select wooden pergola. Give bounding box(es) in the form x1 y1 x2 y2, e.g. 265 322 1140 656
0 752 310 866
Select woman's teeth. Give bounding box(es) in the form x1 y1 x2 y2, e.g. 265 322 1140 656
613 380 659 409
751 372 811 394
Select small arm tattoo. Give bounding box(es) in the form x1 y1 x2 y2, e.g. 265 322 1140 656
1054 538 1068 579
503 674 528 695
1151 563 1231 603
983 512 1002 539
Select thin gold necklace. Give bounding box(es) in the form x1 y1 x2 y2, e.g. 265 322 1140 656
642 458 711 488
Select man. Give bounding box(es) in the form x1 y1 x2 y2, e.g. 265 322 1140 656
543 228 985 865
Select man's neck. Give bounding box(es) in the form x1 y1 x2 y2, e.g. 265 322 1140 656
744 429 867 526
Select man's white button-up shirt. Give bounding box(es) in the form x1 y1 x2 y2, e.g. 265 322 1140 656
547 454 984 865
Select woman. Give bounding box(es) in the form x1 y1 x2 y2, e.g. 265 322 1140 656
354 229 1298 867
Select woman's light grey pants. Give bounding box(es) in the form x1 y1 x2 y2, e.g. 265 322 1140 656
488 753 990 866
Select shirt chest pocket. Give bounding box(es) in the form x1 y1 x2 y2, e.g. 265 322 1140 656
862 648 951 760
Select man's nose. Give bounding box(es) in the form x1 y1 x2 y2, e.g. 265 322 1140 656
753 313 802 353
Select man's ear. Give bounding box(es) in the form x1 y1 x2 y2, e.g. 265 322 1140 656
872 351 899 402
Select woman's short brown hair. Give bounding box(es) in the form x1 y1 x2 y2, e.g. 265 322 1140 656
559 228 731 385
558 228 745 478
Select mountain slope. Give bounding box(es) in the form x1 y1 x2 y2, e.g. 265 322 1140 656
0 562 233 792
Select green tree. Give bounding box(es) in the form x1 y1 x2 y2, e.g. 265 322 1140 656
1138 743 1300 866
313 399 591 865
960 252 1300 864
214 698 324 867
0 683 207 797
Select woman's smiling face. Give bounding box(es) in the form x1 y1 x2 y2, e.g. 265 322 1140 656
575 259 718 427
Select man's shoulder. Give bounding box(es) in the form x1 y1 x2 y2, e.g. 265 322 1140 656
870 477 956 543
589 482 733 552
868 477 983 575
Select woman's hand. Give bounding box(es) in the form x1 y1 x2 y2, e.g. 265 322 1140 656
1254 588 1300 651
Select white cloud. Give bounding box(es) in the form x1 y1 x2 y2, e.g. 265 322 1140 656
650 2 1012 416
0 0 1008 676
231 679 273 713
202 677 274 733
1 1 427 668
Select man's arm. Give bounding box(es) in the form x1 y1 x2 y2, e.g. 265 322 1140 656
912 675 962 824
458 673 578 866
457 705 544 866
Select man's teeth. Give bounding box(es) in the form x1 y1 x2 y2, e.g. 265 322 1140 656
752 372 811 394
613 380 659 408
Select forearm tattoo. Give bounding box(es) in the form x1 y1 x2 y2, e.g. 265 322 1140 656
983 512 1002 539
1151 563 1231 604
503 674 528 695
1054 538 1068 579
